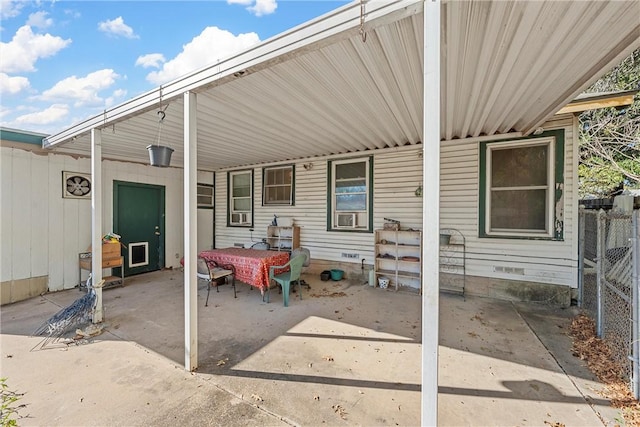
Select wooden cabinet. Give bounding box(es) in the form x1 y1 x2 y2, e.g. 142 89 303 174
374 229 422 291
267 226 300 252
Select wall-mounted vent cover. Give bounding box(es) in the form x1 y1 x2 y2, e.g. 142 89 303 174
62 171 91 199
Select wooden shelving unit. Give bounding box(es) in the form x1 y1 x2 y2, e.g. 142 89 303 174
374 229 422 291
266 225 300 252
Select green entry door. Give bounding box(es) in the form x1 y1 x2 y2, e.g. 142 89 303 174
113 181 165 276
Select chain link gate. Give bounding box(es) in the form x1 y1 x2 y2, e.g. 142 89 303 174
578 208 639 397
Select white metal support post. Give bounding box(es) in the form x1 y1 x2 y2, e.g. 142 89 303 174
422 0 440 425
91 128 103 323
184 91 198 371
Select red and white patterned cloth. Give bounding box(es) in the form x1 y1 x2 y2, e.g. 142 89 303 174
199 248 289 292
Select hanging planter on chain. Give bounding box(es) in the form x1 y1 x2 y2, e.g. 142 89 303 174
147 105 173 167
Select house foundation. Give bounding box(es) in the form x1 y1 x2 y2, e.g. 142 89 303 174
1 276 48 305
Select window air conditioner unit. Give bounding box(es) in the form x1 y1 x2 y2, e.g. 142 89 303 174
336 212 357 228
231 212 249 225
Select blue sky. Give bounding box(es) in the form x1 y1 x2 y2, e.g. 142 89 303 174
0 0 348 135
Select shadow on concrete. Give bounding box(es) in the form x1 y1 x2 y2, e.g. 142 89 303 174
440 379 610 406
1 269 618 426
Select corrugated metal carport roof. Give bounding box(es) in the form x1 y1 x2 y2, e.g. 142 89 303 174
43 0 640 170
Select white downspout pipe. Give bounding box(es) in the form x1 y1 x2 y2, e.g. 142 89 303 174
184 91 198 371
422 0 440 425
91 128 103 323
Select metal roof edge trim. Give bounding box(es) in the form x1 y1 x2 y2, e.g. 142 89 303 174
0 127 49 145
441 131 524 146
44 140 424 174
42 0 423 150
214 141 424 172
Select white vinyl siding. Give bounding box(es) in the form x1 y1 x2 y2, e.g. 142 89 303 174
214 120 577 290
1 145 192 292
214 149 423 280
3 115 577 295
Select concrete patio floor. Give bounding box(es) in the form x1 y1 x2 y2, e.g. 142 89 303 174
0 269 622 426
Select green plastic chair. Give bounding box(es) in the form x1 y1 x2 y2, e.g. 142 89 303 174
268 254 306 307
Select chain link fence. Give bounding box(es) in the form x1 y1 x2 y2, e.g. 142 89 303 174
579 208 639 397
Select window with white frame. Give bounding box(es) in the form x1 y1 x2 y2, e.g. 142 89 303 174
328 157 372 231
480 130 564 239
197 183 214 208
228 170 252 226
263 165 293 205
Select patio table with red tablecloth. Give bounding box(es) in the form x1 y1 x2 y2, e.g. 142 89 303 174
198 247 289 294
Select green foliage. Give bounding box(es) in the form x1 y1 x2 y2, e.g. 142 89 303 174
578 49 640 197
578 160 625 198
1 378 26 427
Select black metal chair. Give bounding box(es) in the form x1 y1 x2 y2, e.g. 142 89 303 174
250 240 271 250
197 257 236 306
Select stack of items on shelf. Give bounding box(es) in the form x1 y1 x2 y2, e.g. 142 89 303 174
78 233 125 289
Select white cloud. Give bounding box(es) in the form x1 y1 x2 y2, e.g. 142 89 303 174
13 103 69 126
248 0 277 17
0 73 30 95
64 8 81 19
0 0 25 20
98 16 138 39
27 11 53 29
227 0 277 17
135 53 165 69
105 88 127 107
40 69 120 107
0 25 71 74
146 26 260 85
0 105 11 120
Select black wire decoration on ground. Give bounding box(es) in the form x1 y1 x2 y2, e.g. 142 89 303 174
31 274 100 351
